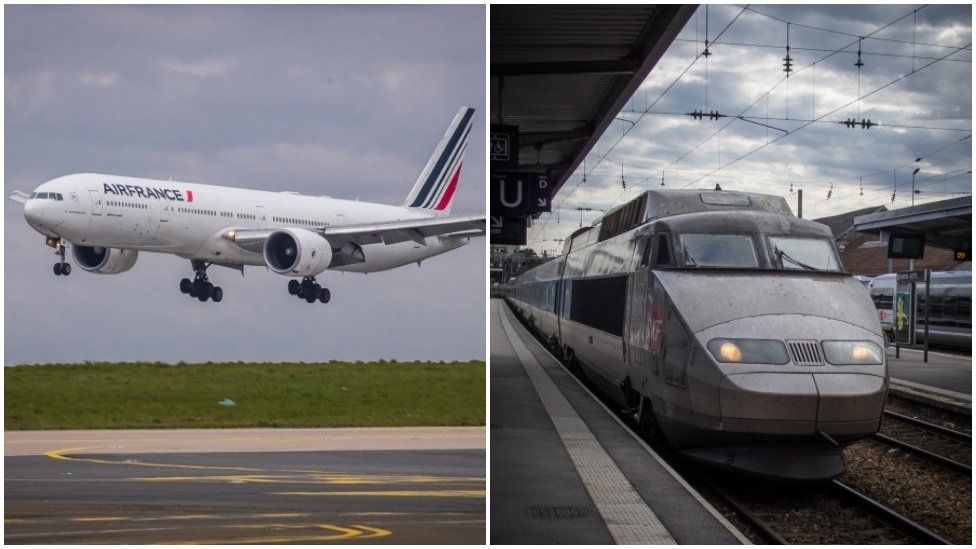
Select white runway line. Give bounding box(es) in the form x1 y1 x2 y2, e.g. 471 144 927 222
498 304 676 545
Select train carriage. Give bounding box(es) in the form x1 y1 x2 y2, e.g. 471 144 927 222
505 189 888 481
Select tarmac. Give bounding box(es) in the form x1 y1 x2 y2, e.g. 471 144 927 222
490 299 746 545
5 427 485 544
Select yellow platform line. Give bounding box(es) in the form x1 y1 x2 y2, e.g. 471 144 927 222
274 489 486 498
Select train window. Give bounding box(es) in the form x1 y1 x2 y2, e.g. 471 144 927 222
769 237 841 271
700 192 751 206
679 234 758 268
655 235 673 266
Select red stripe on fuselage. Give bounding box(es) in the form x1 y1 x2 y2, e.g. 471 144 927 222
186 190 194 202
434 163 462 211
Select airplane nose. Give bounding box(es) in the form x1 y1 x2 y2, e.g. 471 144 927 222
23 199 45 228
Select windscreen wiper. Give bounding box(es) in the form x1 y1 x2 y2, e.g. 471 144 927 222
774 247 816 270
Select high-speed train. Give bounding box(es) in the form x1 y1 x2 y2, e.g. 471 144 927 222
867 271 972 351
504 189 887 481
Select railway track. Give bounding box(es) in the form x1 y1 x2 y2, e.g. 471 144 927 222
504 301 970 545
870 410 971 475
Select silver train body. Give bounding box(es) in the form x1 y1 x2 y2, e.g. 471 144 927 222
867 271 972 350
504 190 888 481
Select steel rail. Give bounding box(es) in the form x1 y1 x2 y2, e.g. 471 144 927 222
691 474 787 545
883 410 972 443
870 433 971 475
830 480 952 545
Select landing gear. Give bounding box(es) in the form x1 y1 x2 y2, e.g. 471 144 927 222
290 277 330 304
180 261 223 303
52 240 71 276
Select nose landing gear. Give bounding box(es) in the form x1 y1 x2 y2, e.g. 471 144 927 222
179 261 223 303
51 239 71 276
288 277 330 304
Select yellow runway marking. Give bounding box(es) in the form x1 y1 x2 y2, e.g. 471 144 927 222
170 523 392 544
274 489 486 498
70 516 127 522
44 448 262 472
4 518 37 524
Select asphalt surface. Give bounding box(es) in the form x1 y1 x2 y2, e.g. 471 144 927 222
886 347 972 396
5 439 484 544
490 300 745 545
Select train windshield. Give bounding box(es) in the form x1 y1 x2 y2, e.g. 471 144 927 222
769 237 841 271
679 234 759 268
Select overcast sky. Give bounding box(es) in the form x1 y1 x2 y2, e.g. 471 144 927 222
5 5 486 365
529 4 971 254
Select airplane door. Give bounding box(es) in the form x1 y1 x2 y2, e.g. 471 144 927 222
88 190 103 216
255 206 267 228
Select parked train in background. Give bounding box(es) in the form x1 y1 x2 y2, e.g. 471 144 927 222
866 271 972 351
503 189 888 482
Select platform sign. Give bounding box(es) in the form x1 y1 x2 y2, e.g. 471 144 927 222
490 214 527 246
887 232 926 259
490 125 519 171
491 171 551 215
893 271 918 344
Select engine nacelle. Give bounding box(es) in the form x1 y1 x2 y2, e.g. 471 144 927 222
72 245 138 274
263 228 332 277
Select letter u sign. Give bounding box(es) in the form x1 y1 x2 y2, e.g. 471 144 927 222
499 179 523 208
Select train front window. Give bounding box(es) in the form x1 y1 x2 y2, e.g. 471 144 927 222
769 237 841 271
678 234 758 268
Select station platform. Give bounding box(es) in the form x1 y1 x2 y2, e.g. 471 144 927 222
489 299 747 545
886 347 972 397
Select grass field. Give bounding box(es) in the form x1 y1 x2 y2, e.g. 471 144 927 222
5 361 485 430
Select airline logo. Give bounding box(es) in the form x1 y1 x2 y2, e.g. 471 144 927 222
407 107 473 210
103 183 194 202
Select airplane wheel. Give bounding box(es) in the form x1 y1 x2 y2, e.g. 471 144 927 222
288 280 300 295
212 287 223 303
197 292 209 302
319 288 330 303
54 263 62 276
62 263 71 276
180 278 192 294
188 285 198 297
199 282 213 299
305 292 316 303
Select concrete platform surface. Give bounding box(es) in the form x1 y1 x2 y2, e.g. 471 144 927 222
886 347 972 396
490 299 746 545
5 428 485 544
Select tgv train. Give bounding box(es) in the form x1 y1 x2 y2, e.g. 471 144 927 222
867 271 972 351
504 189 888 481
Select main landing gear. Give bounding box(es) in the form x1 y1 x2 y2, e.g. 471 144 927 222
179 260 223 303
288 277 330 304
52 239 71 276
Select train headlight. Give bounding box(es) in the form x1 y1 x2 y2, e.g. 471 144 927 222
706 338 790 364
821 340 883 365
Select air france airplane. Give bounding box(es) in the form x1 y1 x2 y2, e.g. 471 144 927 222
10 107 483 304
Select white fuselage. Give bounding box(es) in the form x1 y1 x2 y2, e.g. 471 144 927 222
24 173 467 273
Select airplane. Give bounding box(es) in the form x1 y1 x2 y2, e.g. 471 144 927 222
9 107 484 304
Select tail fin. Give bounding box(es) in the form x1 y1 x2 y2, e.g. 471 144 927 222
403 106 474 215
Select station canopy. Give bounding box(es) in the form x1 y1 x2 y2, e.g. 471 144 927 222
490 5 696 200
852 196 972 251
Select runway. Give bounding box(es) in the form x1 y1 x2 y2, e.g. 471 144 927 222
5 427 485 544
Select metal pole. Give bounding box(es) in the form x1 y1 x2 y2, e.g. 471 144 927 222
797 189 803 218
923 268 931 363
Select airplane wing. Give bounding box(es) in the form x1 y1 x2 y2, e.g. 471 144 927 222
224 213 485 253
9 190 30 204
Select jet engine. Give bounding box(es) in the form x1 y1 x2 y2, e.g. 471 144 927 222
72 245 139 274
263 228 332 277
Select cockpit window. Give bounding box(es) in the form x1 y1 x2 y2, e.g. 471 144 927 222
36 192 48 199
769 236 841 271
679 234 759 268
29 192 37 199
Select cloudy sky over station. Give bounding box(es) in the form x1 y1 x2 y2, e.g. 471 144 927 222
5 5 486 364
528 4 971 255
